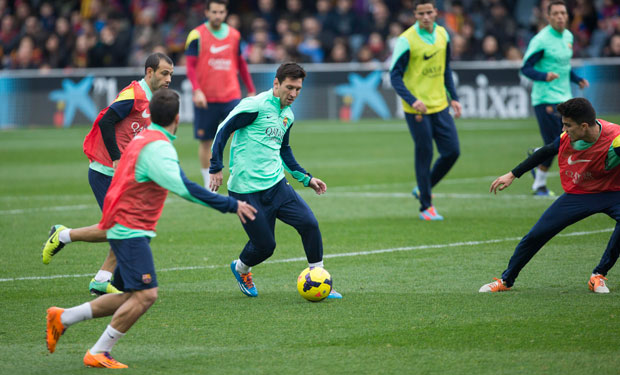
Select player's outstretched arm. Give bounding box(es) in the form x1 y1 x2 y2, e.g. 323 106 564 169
490 172 516 195
308 177 327 195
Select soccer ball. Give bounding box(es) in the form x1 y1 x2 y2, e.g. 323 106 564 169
297 267 332 302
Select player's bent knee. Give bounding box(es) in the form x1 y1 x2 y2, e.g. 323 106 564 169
136 288 158 307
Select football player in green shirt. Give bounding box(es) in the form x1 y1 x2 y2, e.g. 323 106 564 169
521 0 589 195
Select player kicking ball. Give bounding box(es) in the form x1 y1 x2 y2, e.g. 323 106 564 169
480 98 620 293
209 62 341 299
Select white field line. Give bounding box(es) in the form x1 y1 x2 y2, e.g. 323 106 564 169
0 175 562 215
1 227 613 283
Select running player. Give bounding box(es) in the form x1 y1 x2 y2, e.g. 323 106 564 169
42 53 173 295
45 88 256 368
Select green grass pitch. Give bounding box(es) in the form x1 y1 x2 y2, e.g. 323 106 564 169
1 117 620 374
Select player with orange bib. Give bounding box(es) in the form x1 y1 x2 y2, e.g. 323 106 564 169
480 98 620 293
42 53 173 296
185 0 255 188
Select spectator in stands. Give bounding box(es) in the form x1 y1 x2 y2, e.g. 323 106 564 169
367 31 388 62
8 35 40 69
369 1 391 39
326 37 351 63
39 2 56 34
505 45 523 61
0 14 20 60
130 8 163 67
316 0 337 31
603 33 620 56
41 33 68 69
54 17 74 57
570 0 598 56
245 28 276 62
480 34 503 61
71 34 90 68
484 2 517 47
257 0 279 35
297 16 329 63
282 0 305 34
89 25 125 68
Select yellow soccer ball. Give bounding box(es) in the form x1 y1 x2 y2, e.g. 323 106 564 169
297 267 332 302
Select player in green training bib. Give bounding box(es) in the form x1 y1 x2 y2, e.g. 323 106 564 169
389 0 461 221
521 0 589 196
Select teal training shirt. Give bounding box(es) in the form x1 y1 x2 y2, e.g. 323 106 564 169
522 25 574 106
107 124 235 239
212 89 311 194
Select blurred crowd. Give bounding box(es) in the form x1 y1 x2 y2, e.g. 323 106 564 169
2 0 620 71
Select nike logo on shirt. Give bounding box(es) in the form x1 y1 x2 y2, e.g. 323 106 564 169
423 51 438 60
141 109 150 118
567 155 592 165
210 45 230 54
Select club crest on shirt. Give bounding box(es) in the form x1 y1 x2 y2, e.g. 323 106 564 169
283 117 289 128
567 43 573 49
142 274 152 284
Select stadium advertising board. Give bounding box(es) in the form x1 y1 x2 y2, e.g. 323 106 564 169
0 60 617 128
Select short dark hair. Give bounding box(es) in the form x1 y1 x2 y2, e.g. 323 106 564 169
206 0 227 9
144 52 173 75
548 0 567 14
557 98 596 126
150 89 180 127
413 0 435 10
275 62 306 83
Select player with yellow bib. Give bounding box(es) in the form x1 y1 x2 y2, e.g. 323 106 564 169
390 0 461 221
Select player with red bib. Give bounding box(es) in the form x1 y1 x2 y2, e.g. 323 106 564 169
185 0 256 188
480 98 620 293
45 89 256 369
42 53 174 296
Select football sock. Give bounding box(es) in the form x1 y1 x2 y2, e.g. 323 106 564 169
308 261 324 269
94 270 113 283
60 302 93 327
90 325 125 354
201 168 210 189
59 228 72 244
532 168 548 190
235 259 251 273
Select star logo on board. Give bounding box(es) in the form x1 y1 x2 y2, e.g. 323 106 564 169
49 76 98 127
335 71 390 121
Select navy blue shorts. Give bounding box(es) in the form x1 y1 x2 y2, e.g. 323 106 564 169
534 103 563 168
194 99 240 141
109 237 158 291
88 168 113 210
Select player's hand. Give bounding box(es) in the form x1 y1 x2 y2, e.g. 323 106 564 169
209 171 223 192
412 100 428 114
546 72 559 82
451 100 462 118
112 160 119 170
247 91 256 97
235 200 257 224
490 172 516 194
193 89 207 108
579 79 590 90
308 177 327 195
